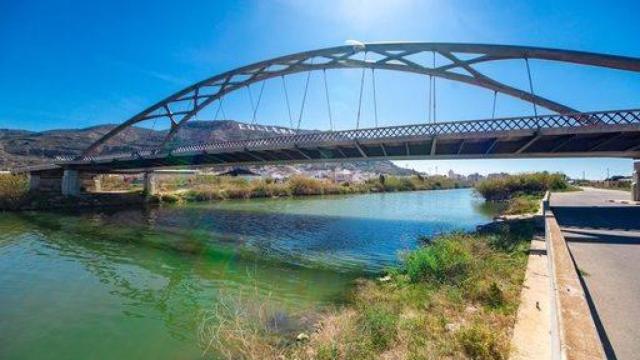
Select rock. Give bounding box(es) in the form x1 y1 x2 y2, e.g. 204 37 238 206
296 332 310 342
378 275 392 282
445 323 460 333
464 305 478 314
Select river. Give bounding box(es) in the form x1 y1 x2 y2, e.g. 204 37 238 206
0 188 498 359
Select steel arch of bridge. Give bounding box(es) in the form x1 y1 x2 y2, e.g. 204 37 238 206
81 42 640 158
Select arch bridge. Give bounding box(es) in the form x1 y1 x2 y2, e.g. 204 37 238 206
19 42 640 198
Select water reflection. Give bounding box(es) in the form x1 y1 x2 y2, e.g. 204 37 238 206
0 188 497 359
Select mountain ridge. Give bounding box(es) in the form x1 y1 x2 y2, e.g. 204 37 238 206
0 120 416 176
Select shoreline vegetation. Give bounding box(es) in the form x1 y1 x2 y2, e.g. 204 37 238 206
0 173 467 211
474 172 578 215
1 171 580 214
155 174 465 203
199 222 534 359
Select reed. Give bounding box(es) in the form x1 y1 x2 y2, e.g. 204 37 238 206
0 173 29 208
173 174 464 204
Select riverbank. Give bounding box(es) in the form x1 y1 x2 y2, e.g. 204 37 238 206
154 174 465 203
0 173 466 211
199 220 534 359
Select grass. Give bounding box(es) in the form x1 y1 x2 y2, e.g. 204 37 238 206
503 194 540 215
153 174 463 204
99 175 140 191
199 222 533 359
574 179 632 192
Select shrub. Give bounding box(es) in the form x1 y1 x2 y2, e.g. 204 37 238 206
403 235 472 284
475 172 568 201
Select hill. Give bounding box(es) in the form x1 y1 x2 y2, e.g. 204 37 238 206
0 120 415 176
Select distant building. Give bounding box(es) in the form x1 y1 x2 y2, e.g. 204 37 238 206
447 169 463 180
467 173 484 183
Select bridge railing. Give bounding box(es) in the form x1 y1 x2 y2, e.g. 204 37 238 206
71 109 640 162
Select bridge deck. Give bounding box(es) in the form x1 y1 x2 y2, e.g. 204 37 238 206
18 109 640 174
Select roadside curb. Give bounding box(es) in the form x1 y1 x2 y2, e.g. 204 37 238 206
545 193 605 360
510 235 551 359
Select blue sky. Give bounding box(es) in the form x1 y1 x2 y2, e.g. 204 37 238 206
1 0 639 179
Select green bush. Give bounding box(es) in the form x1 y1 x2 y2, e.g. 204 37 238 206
475 172 568 201
403 235 472 284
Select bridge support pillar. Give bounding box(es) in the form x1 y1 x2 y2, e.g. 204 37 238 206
144 172 158 196
61 170 81 197
633 161 640 202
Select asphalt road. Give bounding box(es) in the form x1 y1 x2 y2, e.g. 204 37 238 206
551 188 640 360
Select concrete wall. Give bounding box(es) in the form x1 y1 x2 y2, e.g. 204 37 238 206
546 210 606 359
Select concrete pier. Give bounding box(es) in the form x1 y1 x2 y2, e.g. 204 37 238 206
61 170 80 196
143 172 158 195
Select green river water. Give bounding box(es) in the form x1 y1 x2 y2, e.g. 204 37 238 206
0 188 499 359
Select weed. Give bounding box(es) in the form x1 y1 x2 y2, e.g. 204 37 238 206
403 235 472 284
458 323 508 360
